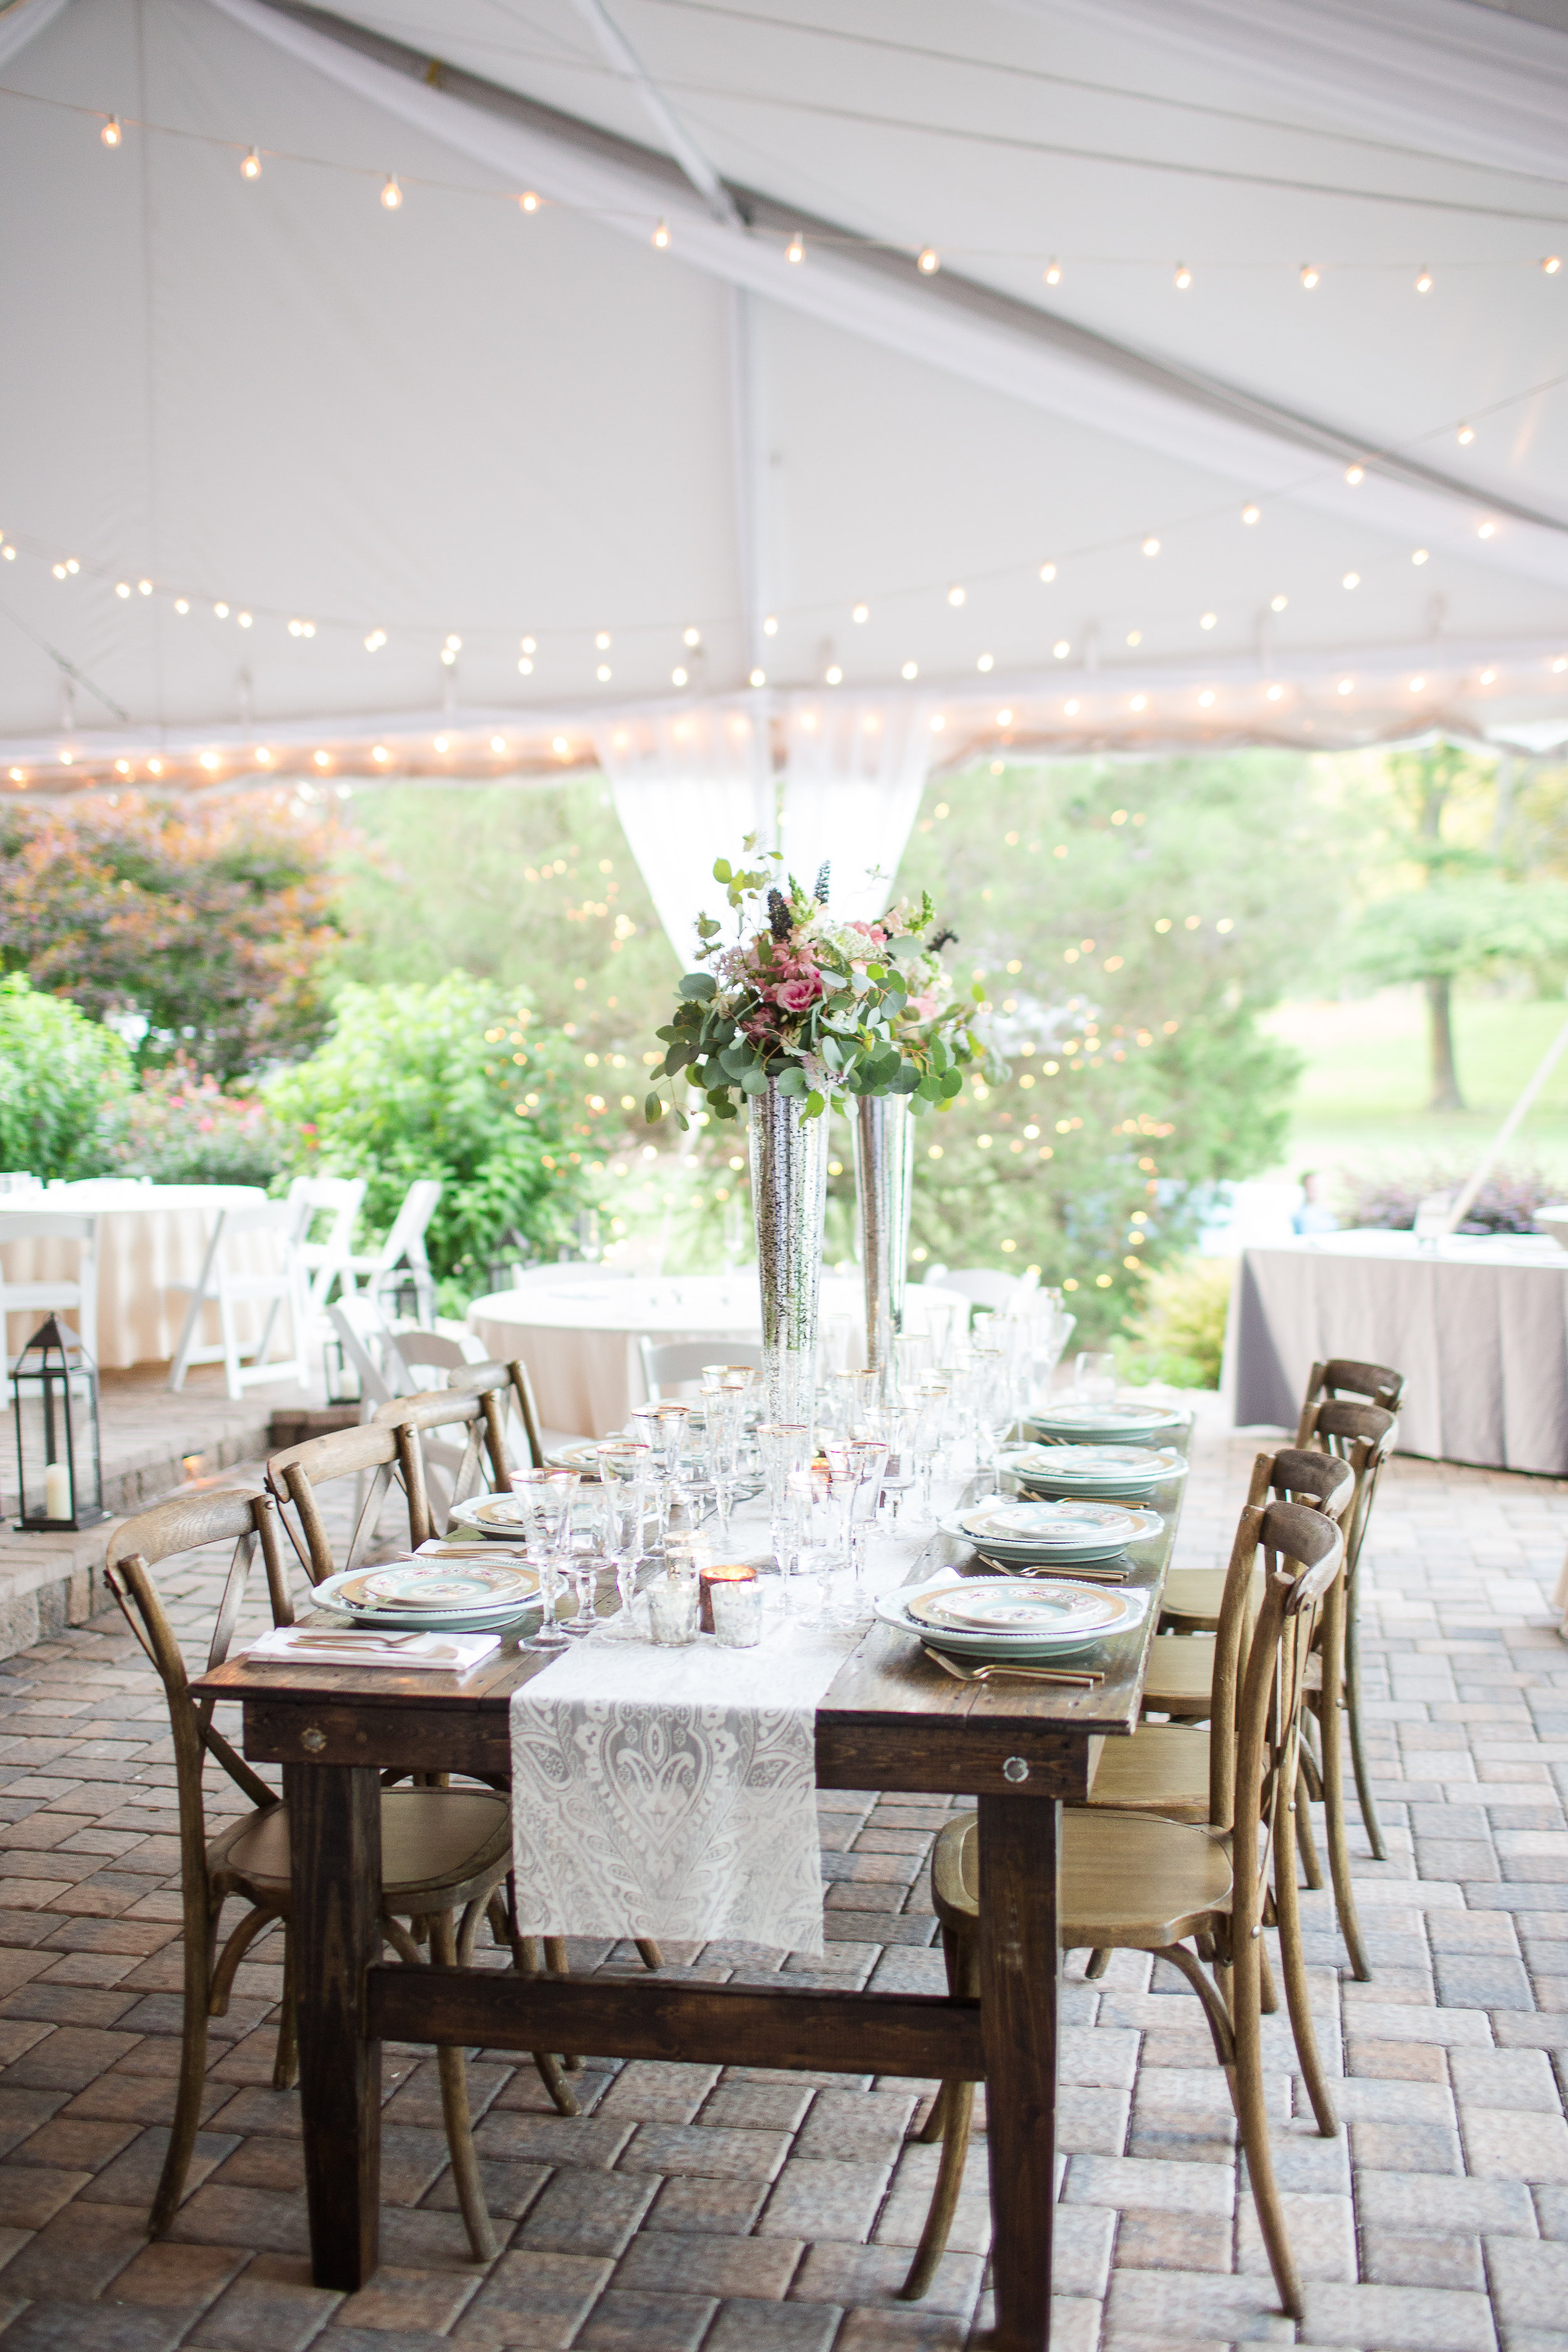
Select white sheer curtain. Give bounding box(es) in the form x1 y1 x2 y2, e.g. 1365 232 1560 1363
593 703 776 968
779 697 935 921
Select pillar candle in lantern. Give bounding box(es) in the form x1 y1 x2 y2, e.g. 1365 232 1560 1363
698 1562 757 1634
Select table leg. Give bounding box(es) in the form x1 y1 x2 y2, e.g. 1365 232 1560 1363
284 1761 383 2290
977 1791 1060 2352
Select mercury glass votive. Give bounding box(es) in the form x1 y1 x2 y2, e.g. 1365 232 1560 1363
698 1561 757 1634
648 1575 699 1646
711 1575 763 1648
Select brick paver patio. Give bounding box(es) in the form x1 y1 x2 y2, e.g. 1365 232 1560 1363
0 1410 1562 2348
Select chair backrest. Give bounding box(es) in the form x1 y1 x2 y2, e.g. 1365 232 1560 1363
1296 1358 1406 1439
104 1489 291 1863
1245 1444 1356 1522
373 1385 501 1530
1228 1499 1345 1957
394 1330 474 1376
1298 1398 1397 1589
265 1419 418 1582
371 1179 442 1274
288 1173 366 1255
448 1359 546 1472
640 1337 763 1399
927 1268 1018 1313
0 1212 97 1244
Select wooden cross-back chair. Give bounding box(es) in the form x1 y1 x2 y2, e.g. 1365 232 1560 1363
103 1486 548 2261
1291 1398 1399 1968
263 1418 430 1593
447 1357 548 1473
373 1380 510 1540
1296 1356 1407 1434
901 1498 1345 2321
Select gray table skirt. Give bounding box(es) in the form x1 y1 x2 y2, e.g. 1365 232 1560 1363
1226 1240 1568 1474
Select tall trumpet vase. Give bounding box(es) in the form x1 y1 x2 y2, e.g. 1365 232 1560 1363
852 1093 916 1395
749 1078 830 1427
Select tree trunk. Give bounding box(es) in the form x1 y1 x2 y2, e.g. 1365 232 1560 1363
1426 976 1464 1111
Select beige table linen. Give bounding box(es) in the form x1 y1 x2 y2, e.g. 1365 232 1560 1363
0 1182 267 1369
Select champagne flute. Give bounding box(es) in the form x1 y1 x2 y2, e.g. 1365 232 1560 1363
596 1441 649 1617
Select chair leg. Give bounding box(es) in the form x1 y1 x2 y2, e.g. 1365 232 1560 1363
484 1885 578 2119
1321 1653 1372 1985
543 1935 582 2070
1084 1947 1111 1979
916 2082 948 2144
271 1929 299 2092
429 1912 498 2262
1227 1929 1305 2322
899 1922 979 2300
151 1900 218 2236
1345 1586 1388 1862
635 1939 662 1971
1274 1789 1338 2137
1294 1760 1324 1891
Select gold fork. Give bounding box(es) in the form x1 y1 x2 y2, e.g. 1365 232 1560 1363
923 1646 1104 1688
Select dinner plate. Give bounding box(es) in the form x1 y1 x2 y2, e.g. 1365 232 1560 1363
999 1443 1187 1497
357 1560 538 1611
546 1443 605 1478
906 1577 1123 1636
1026 1401 1187 1443
314 1561 540 1631
874 1580 1147 1659
448 1493 533 1537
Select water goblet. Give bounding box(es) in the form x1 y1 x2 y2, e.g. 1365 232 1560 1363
845 1436 890 1613
596 1441 649 1616
1075 1351 1118 1406
512 1466 578 1650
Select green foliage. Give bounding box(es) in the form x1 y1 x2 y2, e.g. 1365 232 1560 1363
263 974 601 1286
0 973 134 1179
1120 1254 1234 1389
889 751 1323 1345
115 1059 284 1189
0 792 345 1081
1351 878 1568 991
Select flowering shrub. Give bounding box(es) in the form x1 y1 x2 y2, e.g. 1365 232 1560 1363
1348 1165 1554 1236
0 973 134 1179
115 1059 284 1189
647 848 990 1126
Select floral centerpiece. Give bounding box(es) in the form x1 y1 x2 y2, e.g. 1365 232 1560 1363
645 848 992 1419
644 847 987 1128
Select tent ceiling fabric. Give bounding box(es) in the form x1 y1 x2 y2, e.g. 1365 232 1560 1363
0 0 1565 794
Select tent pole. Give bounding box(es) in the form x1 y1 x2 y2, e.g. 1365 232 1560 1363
1441 1004 1568 1234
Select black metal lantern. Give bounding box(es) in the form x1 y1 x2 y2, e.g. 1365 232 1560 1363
11 1315 106 1532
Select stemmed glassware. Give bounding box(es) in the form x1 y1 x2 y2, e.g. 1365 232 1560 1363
512 1466 579 1650
757 1422 811 1560
1076 1351 1118 1404
845 1436 889 1614
630 1401 691 1549
596 1441 649 1618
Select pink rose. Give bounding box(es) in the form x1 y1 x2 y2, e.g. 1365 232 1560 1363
774 974 822 1013
909 992 940 1021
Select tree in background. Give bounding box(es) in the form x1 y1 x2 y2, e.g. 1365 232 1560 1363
264 973 602 1299
0 973 134 1179
0 792 345 1081
1345 741 1568 1111
887 751 1333 1340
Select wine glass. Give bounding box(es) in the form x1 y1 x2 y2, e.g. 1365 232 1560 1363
1075 1352 1118 1406
512 1466 578 1650
596 1441 649 1618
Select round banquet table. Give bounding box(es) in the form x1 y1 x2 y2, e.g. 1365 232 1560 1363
468 1272 975 1438
1225 1227 1568 1473
0 1180 268 1369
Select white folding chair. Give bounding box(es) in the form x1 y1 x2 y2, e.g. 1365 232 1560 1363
0 1212 98 1368
340 1179 442 1323
926 1266 1022 1316
285 1175 366 1316
640 1336 763 1402
326 1303 481 1517
167 1200 311 1399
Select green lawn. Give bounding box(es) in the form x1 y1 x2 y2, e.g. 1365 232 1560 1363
1263 990 1568 1180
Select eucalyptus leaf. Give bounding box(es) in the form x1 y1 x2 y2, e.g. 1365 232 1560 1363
644 1093 663 1123
679 972 717 1000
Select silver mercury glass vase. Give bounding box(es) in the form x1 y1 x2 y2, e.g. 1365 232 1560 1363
748 1077 830 1426
852 1092 916 1395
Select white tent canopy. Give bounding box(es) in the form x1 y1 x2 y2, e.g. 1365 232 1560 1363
1 0 1567 917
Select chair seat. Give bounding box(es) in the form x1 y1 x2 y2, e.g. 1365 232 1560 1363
1159 1568 1226 1626
1087 1724 1211 1821
1140 1635 1216 1716
211 1787 512 1911
933 1808 1234 1951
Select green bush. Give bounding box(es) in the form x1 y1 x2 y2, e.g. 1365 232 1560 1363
115 1059 285 1190
1119 1254 1234 1389
264 973 601 1295
0 973 133 1179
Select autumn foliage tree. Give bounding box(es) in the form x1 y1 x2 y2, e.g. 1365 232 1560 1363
0 792 345 1081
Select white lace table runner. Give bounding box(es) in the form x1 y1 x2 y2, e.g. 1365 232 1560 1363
509 1606 862 1954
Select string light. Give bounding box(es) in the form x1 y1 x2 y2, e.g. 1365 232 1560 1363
1412 548 1429 564
551 734 569 755
1300 264 1319 290
519 190 540 212
1478 518 1497 538
100 116 121 149
1130 693 1147 712
1409 675 1426 692
147 757 162 776
1126 630 1142 646
1 544 12 560
214 601 229 618
763 614 778 635
1241 503 1260 525
852 602 869 623
682 625 701 647
1547 256 1563 275
381 176 402 209
174 597 188 613
947 585 965 607
255 747 273 765
1043 258 1062 285
595 631 612 650
977 653 993 672
1345 464 1364 485
1200 612 1217 629
1039 563 1057 583
1415 267 1433 293
364 628 386 652
199 751 220 771
1265 684 1285 701
313 749 331 768
373 744 389 761
1337 677 1354 694
1142 537 1160 557
445 633 462 651
825 664 842 684
671 665 687 686
1173 264 1192 290
1052 640 1070 659
901 659 919 679
749 666 766 686
597 663 612 681
490 735 506 753
1064 698 1080 716
1456 422 1475 445
652 220 670 249
1342 571 1360 589
434 734 449 751
115 581 130 599
996 707 1013 725
519 656 534 674
1197 689 1216 707
1480 668 1497 685
241 148 260 180
786 231 805 264
916 248 940 274
1271 593 1288 610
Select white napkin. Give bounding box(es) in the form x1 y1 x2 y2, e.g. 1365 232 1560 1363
245 1627 502 1675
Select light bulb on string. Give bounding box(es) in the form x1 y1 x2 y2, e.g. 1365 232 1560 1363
786 231 804 264
519 190 540 212
682 625 701 647
671 665 687 686
241 149 261 180
947 585 965 607
1345 464 1364 485
1342 571 1360 590
1200 612 1217 630
1300 264 1319 290
901 660 919 679
521 635 536 655
1478 518 1496 538
1173 263 1192 290
852 602 869 623
763 615 778 636
174 597 189 614
115 581 130 600
364 628 386 652
138 579 151 595
1457 422 1475 445
1241 503 1261 525
101 116 122 149
917 247 940 274
1546 255 1562 275
381 176 402 209
749 667 766 686
596 663 612 682
652 220 670 249
1142 537 1160 558
1126 630 1142 647
825 664 842 684
1039 561 1057 582
977 653 993 672
1052 640 1070 660
1043 258 1062 286
1271 593 1288 611
519 657 534 675
1412 548 1429 564
1415 267 1433 293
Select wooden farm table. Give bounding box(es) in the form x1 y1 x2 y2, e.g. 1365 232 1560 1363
194 1460 1187 2352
